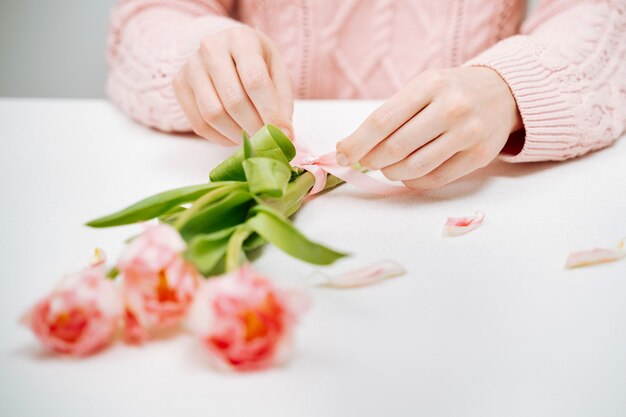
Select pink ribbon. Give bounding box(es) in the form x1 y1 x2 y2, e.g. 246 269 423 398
292 139 408 196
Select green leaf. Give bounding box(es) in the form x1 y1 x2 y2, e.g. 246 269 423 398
243 157 291 198
246 205 347 265
157 205 188 224
243 233 265 250
263 171 315 215
184 228 234 276
206 256 227 277
86 182 236 228
242 131 254 159
179 190 254 241
284 200 303 218
209 125 296 182
174 183 245 230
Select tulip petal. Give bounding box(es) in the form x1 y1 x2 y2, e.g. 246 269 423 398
185 266 303 371
21 262 123 356
443 211 485 237
311 260 406 289
565 239 626 269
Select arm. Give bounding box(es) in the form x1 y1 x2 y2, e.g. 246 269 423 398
465 0 626 162
106 0 240 132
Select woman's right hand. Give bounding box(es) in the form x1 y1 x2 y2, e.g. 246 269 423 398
173 26 294 146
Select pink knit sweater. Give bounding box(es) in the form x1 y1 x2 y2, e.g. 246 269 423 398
107 0 626 162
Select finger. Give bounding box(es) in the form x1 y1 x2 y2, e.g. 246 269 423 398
402 151 481 190
185 55 241 143
202 49 264 136
172 73 234 146
380 133 461 181
336 79 435 166
266 41 294 123
360 102 447 170
232 40 293 138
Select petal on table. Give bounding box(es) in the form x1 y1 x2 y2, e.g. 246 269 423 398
443 211 485 237
311 260 406 289
565 239 626 269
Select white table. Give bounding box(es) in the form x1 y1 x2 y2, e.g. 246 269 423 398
1 99 625 417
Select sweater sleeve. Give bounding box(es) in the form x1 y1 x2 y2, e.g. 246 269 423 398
106 0 241 132
464 0 626 162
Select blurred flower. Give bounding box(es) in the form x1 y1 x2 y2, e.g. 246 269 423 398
185 265 308 371
118 224 200 343
21 251 123 356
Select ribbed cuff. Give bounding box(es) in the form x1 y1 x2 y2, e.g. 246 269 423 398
464 35 582 163
107 12 242 133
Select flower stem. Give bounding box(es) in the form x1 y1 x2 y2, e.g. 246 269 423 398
225 226 253 272
263 171 344 215
262 172 314 214
106 267 119 280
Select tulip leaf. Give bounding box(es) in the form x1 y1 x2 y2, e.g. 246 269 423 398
179 190 254 241
86 182 237 228
210 125 296 182
185 228 234 276
246 205 347 265
243 233 265 250
263 171 315 215
157 205 187 224
242 131 254 159
243 157 291 198
174 183 245 230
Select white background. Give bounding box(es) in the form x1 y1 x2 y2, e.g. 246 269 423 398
0 0 539 98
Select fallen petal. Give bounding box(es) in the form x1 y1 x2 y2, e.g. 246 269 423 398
443 211 485 237
565 240 626 269
311 260 406 289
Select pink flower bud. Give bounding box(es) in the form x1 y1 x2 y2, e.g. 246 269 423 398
118 224 200 343
185 265 308 371
21 253 123 356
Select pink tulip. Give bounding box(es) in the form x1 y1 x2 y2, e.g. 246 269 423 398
185 265 308 371
118 224 200 343
21 251 123 356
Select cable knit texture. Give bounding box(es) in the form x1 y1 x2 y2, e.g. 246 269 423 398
107 0 626 162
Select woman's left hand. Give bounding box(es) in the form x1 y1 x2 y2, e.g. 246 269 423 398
335 67 523 190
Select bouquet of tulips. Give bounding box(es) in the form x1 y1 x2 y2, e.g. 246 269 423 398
89 124 347 275
20 125 352 371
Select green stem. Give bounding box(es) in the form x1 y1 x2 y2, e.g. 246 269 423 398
263 172 314 214
174 183 244 230
322 174 344 192
263 171 344 215
225 226 252 272
284 200 303 218
106 267 119 280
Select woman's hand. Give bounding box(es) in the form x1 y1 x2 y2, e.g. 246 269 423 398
173 26 294 146
336 67 523 189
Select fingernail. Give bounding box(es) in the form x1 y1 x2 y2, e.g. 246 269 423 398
336 152 350 167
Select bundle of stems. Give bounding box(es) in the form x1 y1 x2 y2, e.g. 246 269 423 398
87 125 347 276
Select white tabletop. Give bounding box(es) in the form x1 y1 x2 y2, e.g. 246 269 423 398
1 98 625 417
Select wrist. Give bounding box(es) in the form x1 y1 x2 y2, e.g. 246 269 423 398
486 67 523 134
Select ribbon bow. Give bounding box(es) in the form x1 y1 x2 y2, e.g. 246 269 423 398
292 139 407 196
